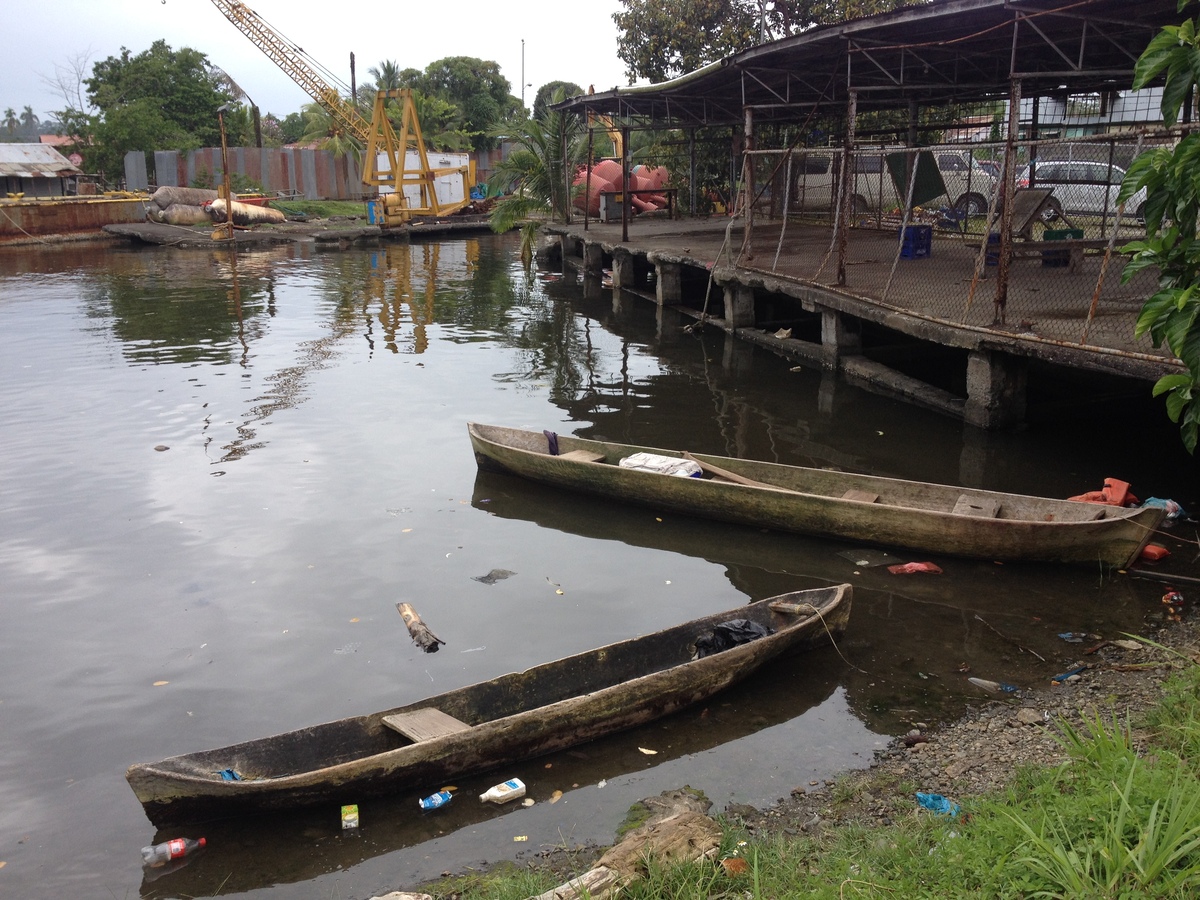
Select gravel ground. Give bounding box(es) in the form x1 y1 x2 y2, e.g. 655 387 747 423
417 618 1198 897
725 618 1199 840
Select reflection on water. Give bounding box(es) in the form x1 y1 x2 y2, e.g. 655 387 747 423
140 650 845 897
470 469 1161 732
1 233 1196 899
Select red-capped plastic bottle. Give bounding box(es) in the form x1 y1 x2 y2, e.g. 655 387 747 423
140 836 206 866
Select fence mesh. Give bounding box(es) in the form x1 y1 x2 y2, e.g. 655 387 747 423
740 132 1174 360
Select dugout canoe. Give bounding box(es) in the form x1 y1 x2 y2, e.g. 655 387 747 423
127 584 851 826
467 422 1164 567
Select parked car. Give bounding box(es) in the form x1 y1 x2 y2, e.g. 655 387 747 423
975 159 1003 180
1016 160 1146 223
792 148 997 217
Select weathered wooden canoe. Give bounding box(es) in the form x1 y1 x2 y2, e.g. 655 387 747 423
127 584 851 826
468 423 1164 567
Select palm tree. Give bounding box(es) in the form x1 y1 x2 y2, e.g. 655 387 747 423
368 60 403 92
298 101 362 162
487 89 586 260
20 106 39 139
3 108 18 138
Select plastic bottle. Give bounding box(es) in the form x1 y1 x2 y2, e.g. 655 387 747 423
141 836 206 866
479 777 526 804
418 790 453 810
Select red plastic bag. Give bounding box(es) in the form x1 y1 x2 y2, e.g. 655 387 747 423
887 562 944 575
1140 544 1170 561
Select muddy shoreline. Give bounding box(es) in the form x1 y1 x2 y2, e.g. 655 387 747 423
402 614 1198 896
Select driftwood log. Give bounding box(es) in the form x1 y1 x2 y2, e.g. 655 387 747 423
528 789 721 900
396 602 445 653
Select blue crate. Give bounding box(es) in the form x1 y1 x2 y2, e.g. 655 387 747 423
899 224 932 259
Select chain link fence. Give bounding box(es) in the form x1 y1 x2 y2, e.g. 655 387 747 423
740 133 1174 360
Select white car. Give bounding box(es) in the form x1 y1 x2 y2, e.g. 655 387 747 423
793 148 997 217
1017 160 1147 223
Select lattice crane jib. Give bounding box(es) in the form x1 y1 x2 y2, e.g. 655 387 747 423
208 1 473 223
209 0 369 143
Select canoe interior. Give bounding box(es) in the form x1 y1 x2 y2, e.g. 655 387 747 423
469 422 1147 526
144 586 847 782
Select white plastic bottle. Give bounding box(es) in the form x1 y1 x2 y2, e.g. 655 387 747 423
479 777 526 804
141 836 206 866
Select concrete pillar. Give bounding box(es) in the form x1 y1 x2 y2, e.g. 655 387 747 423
559 234 574 265
722 330 755 375
818 372 837 417
583 242 604 275
611 248 636 288
820 309 861 370
723 283 756 328
655 261 682 304
964 349 1027 429
657 303 683 341
582 273 604 301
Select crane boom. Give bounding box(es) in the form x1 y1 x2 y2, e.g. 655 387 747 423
207 0 474 224
208 0 370 143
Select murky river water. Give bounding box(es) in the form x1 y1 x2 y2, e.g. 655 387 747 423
1 233 1196 897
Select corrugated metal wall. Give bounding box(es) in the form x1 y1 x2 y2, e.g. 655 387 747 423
126 148 364 199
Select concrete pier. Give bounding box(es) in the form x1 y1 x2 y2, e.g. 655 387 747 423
550 216 1177 430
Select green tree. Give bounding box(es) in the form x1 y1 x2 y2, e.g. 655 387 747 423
418 56 520 150
277 111 306 144
2 108 17 139
1119 0 1200 452
533 81 583 119
19 106 39 139
298 101 361 160
487 89 587 261
73 40 235 179
368 59 404 92
613 0 910 83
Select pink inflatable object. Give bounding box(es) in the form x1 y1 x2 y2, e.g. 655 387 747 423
592 159 623 183
574 175 615 215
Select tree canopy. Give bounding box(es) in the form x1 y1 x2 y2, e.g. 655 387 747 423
56 40 234 179
1119 0 1200 452
613 0 911 83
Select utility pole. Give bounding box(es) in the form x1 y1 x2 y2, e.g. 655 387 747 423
521 39 526 109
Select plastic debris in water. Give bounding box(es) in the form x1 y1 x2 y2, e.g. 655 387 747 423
887 561 943 575
472 568 516 585
968 676 1018 694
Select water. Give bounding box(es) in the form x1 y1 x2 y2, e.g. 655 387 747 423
0 234 1194 897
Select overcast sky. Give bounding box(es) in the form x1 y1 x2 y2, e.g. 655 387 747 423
2 0 634 123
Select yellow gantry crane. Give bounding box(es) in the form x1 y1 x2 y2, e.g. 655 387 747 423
208 0 474 225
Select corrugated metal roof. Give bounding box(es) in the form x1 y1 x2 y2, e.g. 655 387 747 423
561 0 1184 127
0 143 82 178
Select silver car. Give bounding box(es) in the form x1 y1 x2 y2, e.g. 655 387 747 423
1017 160 1147 223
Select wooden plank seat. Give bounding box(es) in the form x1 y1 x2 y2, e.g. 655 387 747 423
953 494 1001 518
381 707 471 742
558 449 606 463
842 489 880 503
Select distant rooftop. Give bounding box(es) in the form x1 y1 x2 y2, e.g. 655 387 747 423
0 143 82 178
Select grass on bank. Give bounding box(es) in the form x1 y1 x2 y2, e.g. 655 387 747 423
445 653 1200 900
267 199 368 219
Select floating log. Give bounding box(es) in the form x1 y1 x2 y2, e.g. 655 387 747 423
396 602 445 653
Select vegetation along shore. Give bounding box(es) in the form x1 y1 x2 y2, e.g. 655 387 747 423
375 612 1200 899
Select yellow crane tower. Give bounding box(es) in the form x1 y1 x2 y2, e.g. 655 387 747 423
208 0 474 225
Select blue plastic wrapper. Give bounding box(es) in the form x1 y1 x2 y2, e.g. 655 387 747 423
916 792 960 817
1143 497 1186 523
419 790 453 810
